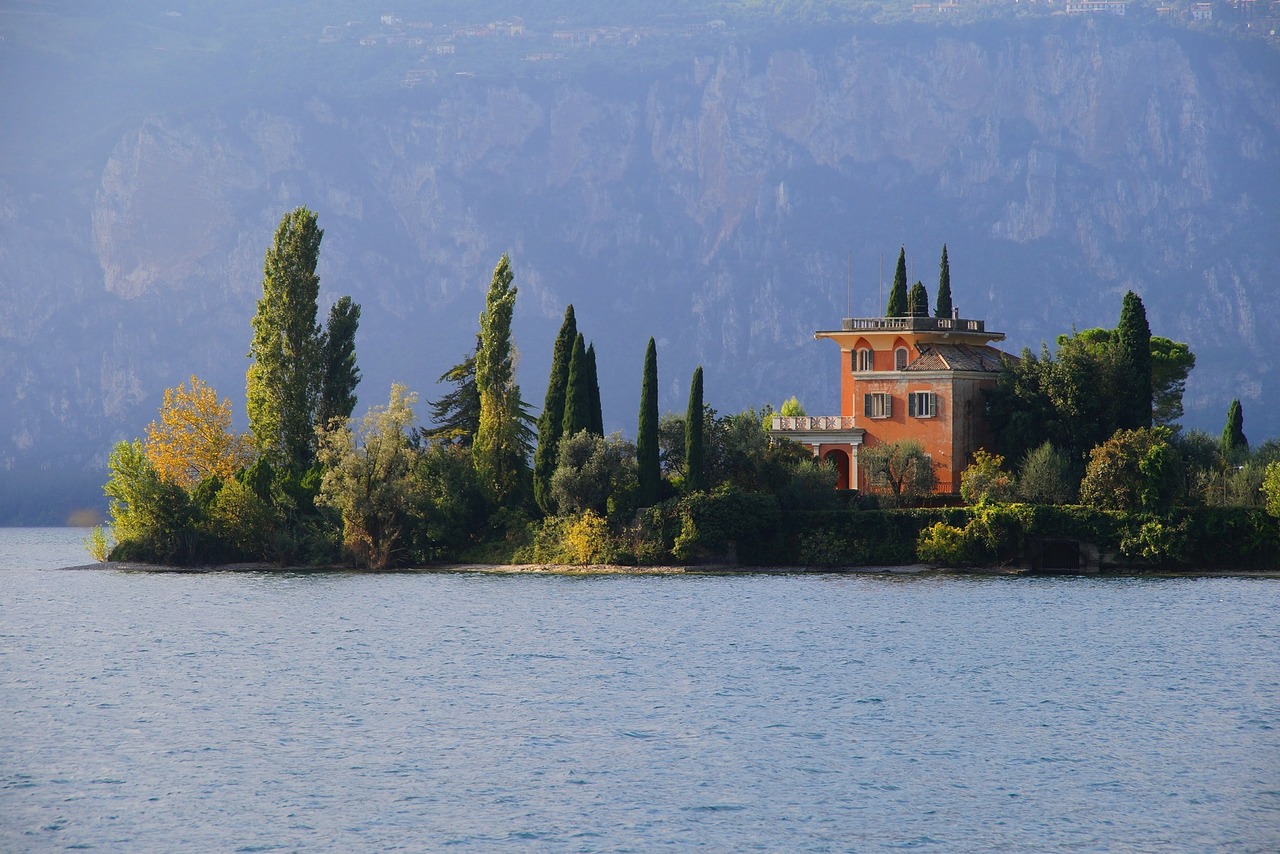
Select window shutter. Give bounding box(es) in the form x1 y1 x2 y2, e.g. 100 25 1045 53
929 393 938 417
863 394 871 417
908 394 917 417
885 396 892 417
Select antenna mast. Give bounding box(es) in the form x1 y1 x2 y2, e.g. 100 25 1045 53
847 252 852 319
878 254 883 316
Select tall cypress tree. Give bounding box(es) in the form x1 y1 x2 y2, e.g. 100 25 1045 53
317 295 362 431
533 305 577 514
886 247 908 317
908 281 929 318
1116 290 1153 429
247 206 325 471
685 367 706 493
637 338 660 507
473 253 526 506
1221 399 1248 464
562 333 591 439
935 244 953 319
585 342 604 437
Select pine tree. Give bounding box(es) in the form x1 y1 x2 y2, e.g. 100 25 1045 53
473 254 527 506
1221 399 1248 464
685 367 706 493
586 342 604 437
562 333 592 439
422 342 480 446
1116 290 1153 429
317 296 362 431
246 207 325 470
637 338 660 507
908 281 929 317
533 305 577 515
935 244 953 319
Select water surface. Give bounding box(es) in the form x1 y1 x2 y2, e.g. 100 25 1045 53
2 529 1278 850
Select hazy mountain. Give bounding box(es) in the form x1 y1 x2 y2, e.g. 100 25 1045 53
2 4 1278 523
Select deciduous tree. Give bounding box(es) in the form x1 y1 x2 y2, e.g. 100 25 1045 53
859 440 935 504
959 450 1015 505
473 254 528 506
247 207 325 471
144 375 253 489
316 384 420 569
1078 427 1180 514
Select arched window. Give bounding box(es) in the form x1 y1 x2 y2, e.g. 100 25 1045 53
895 347 909 371
857 348 873 372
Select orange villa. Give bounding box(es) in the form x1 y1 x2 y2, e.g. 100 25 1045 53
770 312 1013 493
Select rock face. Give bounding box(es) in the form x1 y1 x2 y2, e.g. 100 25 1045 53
2 18 1278 521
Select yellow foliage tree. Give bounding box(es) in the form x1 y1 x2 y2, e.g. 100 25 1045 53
144 375 254 488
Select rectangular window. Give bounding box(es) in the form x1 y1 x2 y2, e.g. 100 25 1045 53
858 349 874 371
863 393 892 419
909 391 938 418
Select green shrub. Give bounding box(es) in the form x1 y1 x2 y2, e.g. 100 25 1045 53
916 522 971 566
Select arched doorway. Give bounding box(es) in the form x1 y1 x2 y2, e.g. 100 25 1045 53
822 449 851 490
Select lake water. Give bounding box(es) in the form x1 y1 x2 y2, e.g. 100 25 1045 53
3 528 1278 851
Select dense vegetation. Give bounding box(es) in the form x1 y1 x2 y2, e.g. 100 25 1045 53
97 212 1280 571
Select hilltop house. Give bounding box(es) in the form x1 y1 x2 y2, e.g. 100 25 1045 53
770 312 1013 493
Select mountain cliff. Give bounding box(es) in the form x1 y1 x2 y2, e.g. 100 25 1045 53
2 10 1278 522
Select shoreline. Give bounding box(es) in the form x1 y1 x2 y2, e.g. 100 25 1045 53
54 561 1280 578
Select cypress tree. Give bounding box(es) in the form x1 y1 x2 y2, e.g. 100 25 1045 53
886 247 908 317
908 281 929 318
317 295 362 431
637 338 660 507
586 342 604 436
1221 399 1248 464
533 305 577 514
685 367 706 493
247 206 325 471
1116 290 1153 429
562 333 591 439
935 244 953 319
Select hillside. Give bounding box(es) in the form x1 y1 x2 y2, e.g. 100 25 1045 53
2 3 1278 522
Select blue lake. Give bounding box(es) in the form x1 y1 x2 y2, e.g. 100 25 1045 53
2 528 1278 851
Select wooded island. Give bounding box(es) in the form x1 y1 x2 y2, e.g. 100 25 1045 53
97 208 1280 571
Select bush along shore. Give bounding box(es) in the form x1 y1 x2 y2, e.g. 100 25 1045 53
93 211 1280 572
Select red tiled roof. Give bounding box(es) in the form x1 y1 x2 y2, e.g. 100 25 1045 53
906 343 1012 373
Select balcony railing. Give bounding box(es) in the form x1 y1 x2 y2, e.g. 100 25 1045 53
771 416 858 431
841 316 985 332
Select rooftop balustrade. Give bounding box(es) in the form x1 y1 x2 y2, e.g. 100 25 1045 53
840 316 985 332
770 416 858 432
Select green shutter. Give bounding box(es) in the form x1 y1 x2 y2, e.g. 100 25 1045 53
863 394 871 417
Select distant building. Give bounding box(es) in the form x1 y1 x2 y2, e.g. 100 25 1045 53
1191 2 1214 19
1065 0 1127 14
769 312 1013 493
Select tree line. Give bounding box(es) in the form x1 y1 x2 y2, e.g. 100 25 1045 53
97 211 1280 569
98 207 833 568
